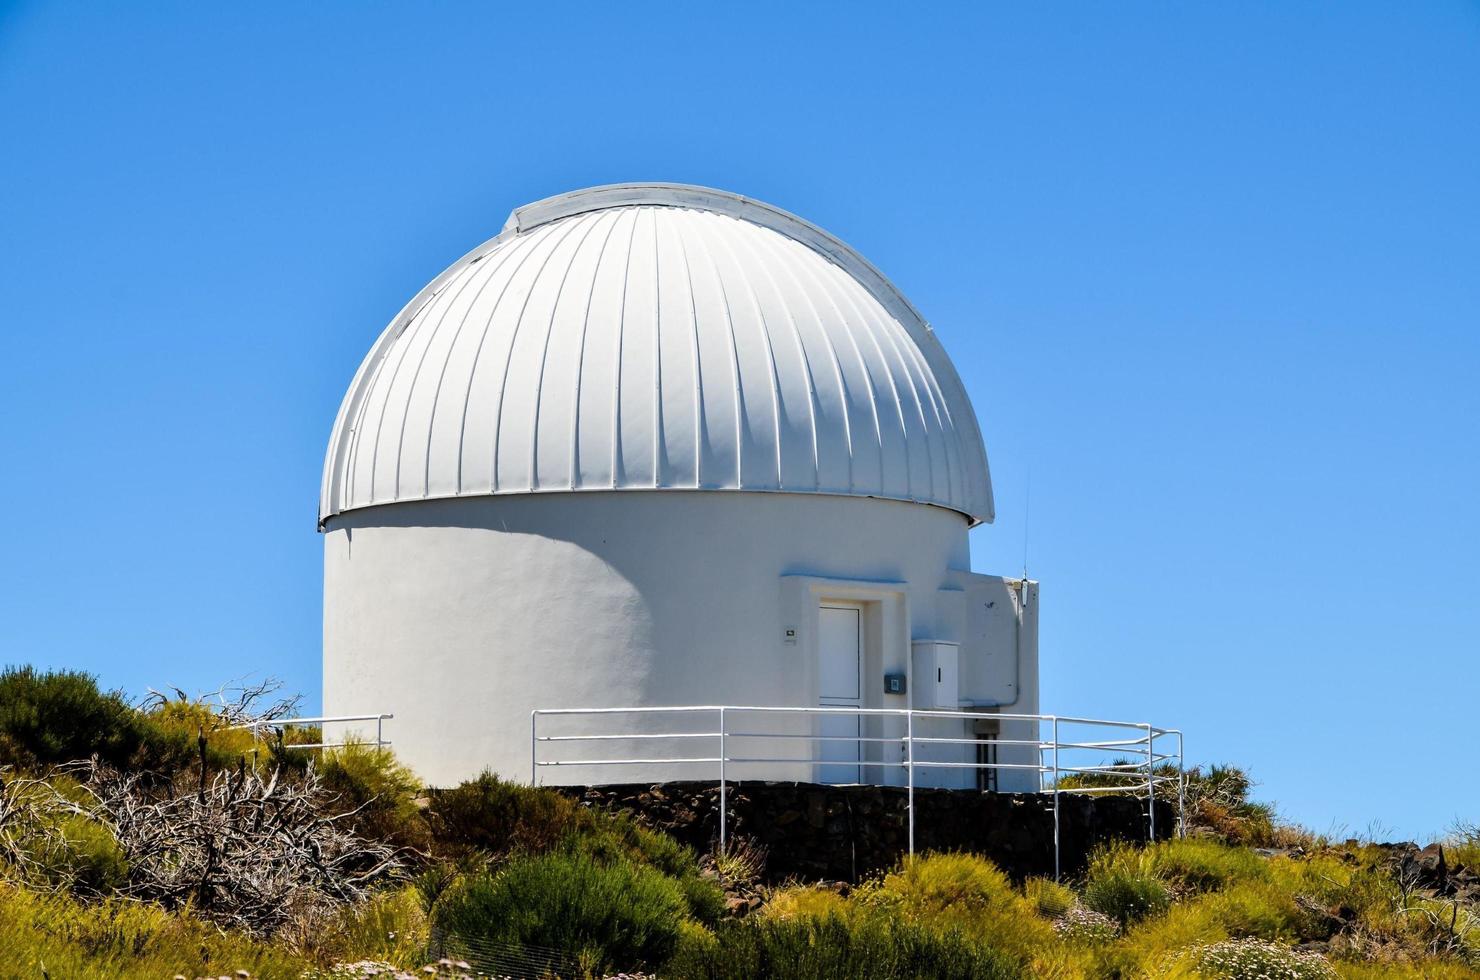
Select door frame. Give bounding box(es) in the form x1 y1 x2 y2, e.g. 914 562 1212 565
779 575 913 786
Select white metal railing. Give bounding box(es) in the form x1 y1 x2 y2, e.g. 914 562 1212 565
231 713 394 751
531 706 1183 880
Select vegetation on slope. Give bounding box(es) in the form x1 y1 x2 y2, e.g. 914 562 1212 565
0 664 1476 979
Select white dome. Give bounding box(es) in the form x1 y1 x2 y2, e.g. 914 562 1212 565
320 184 993 526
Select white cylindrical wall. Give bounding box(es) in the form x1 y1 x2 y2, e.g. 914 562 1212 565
323 491 973 788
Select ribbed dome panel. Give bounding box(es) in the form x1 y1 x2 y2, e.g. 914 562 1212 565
321 186 993 525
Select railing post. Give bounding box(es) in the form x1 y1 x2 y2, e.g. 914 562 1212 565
718 707 727 856
530 711 538 787
376 715 384 749
906 710 915 857
1145 723 1156 842
1052 716 1061 882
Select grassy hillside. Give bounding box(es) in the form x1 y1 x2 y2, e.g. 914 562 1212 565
0 666 1475 979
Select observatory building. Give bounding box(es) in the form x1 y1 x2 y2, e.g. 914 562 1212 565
321 184 1039 790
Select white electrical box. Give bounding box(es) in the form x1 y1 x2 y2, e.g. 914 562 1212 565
911 640 959 709
961 575 1024 705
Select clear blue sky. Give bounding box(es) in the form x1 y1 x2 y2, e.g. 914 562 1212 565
2 3 1476 840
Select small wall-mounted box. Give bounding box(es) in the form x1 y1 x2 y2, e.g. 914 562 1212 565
883 672 907 695
911 640 960 709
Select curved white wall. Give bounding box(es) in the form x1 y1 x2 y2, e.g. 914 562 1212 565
323 491 984 788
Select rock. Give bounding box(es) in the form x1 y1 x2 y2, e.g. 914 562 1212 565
559 779 1171 882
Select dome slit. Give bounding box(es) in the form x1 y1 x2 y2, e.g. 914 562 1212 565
566 211 625 488
394 254 491 500
856 285 937 504
670 211 706 488
528 212 607 489
452 221 564 495
417 240 529 500
680 211 746 489
752 227 855 492
417 238 535 500
892 316 959 504
700 216 785 489
650 209 664 487
491 213 596 492
836 272 913 500
345 287 440 508
365 268 473 505
726 220 823 490
609 209 643 487
795 247 885 494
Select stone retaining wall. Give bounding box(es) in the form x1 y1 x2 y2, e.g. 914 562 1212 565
566 781 1176 881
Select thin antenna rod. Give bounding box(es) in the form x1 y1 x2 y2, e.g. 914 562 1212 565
1022 464 1031 583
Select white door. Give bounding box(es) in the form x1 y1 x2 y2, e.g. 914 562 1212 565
818 605 862 783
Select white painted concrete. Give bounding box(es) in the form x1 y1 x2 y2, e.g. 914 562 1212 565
324 490 1037 789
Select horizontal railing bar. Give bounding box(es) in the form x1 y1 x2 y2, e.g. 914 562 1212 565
274 741 391 751
540 757 1109 774
909 736 1043 747
537 732 718 742
912 761 1048 771
543 757 905 769
541 732 908 745
539 757 724 766
1053 738 1152 749
723 759 905 768
1057 754 1177 767
742 735 905 744
537 759 1172 775
533 705 1166 731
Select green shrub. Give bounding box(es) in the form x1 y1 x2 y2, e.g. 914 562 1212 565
0 666 148 770
675 869 727 925
570 809 723 923
41 815 129 894
1023 876 1075 919
291 883 431 968
853 853 1056 970
136 698 267 772
864 851 1018 912
425 774 721 923
665 913 1021 980
761 884 850 921
0 880 311 978
1447 820 1480 873
599 807 695 877
436 849 692 974
1149 837 1269 894
1083 869 1171 927
1082 845 1172 926
320 741 429 850
426 772 591 858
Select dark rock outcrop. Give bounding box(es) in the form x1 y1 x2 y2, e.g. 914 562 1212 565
565 781 1176 881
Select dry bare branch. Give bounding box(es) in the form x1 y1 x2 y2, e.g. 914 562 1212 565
2 759 401 936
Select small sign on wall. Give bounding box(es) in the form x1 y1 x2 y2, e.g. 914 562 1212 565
783 626 798 645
